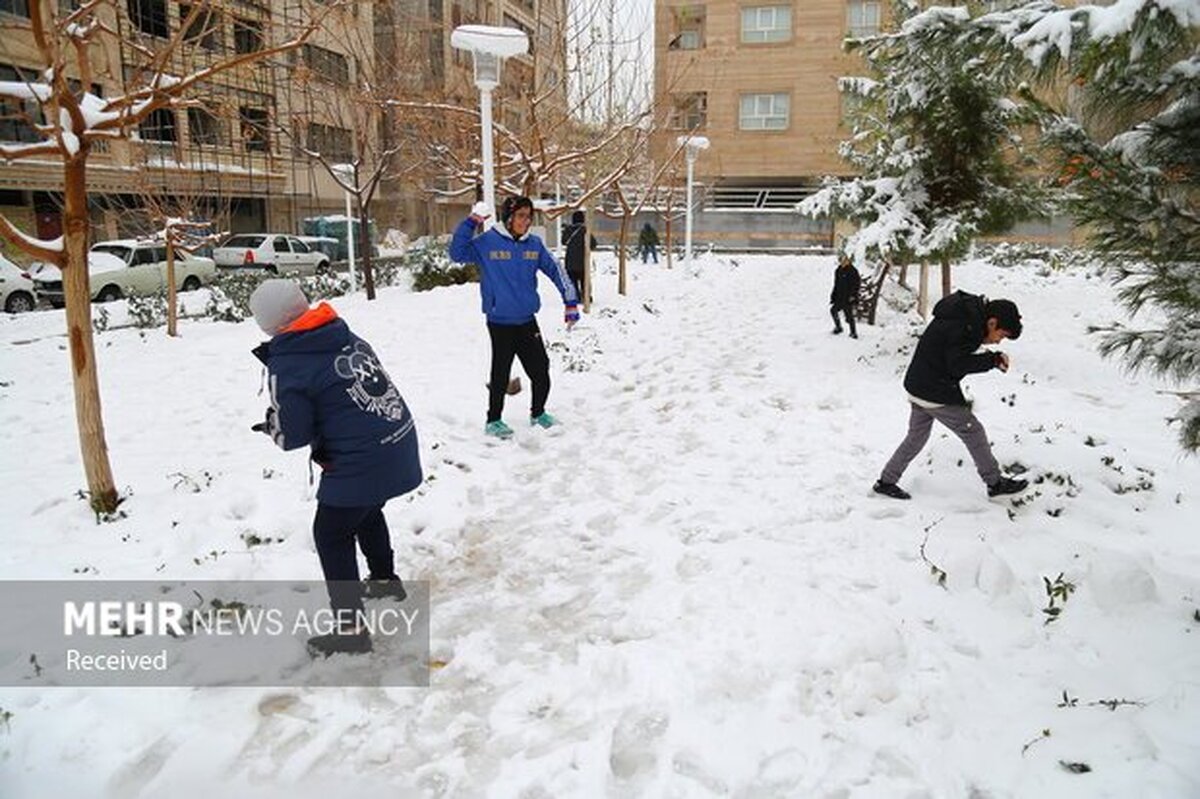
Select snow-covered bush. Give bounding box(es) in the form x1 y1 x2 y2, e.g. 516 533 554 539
126 291 168 329
407 243 477 292
205 270 351 323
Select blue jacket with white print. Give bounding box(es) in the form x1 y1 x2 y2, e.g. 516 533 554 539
251 304 422 507
449 217 578 325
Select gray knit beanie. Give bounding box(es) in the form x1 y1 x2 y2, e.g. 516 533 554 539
250 279 309 335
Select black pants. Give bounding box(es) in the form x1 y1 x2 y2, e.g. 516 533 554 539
488 320 550 422
313 503 394 613
831 303 857 336
568 271 585 305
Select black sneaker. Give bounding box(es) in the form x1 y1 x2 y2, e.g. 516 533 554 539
873 480 911 500
849 332 858 339
832 327 843 335
306 630 372 658
363 574 407 601
987 476 1029 497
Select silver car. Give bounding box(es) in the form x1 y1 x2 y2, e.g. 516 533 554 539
0 255 36 313
31 240 216 306
212 234 331 276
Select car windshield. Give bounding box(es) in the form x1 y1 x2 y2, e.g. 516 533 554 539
223 235 266 248
92 245 132 263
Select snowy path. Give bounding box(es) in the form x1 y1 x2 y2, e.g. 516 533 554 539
1 254 1197 797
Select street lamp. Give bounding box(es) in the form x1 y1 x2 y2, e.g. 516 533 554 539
450 24 529 226
331 162 357 292
676 135 710 264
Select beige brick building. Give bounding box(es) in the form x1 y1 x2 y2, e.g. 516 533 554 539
652 0 887 248
1 0 568 258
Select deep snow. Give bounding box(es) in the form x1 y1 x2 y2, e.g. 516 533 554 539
0 252 1197 798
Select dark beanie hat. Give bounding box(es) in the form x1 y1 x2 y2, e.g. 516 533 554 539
985 298 1022 339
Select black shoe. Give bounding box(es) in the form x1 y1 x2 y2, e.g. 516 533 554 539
849 332 858 339
987 476 1029 497
873 480 911 500
363 574 407 601
307 630 372 658
832 327 843 335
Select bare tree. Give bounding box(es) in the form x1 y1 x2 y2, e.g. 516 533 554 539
0 0 330 513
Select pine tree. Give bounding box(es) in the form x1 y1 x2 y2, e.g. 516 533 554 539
977 0 1200 450
799 1 1052 297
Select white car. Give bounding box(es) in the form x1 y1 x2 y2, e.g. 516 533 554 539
0 254 37 313
212 234 331 276
31 240 217 306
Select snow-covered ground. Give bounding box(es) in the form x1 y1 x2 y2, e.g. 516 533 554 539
0 253 1197 797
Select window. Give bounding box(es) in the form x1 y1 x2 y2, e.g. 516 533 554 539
306 123 353 162
0 64 40 143
93 244 133 263
239 106 269 152
741 6 791 44
180 4 221 50
739 93 789 130
234 18 264 54
669 92 707 130
302 44 350 85
0 0 30 17
139 107 177 141
272 237 289 253
187 107 224 145
669 6 705 50
288 238 310 253
224 235 266 248
131 246 166 266
127 0 168 37
846 0 880 38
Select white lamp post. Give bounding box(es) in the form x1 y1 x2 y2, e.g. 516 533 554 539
676 135 710 264
451 25 529 227
331 163 357 292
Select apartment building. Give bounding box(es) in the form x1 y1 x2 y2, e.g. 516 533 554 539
0 0 378 253
376 0 570 235
652 0 889 249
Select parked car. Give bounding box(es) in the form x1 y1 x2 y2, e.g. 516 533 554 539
0 254 37 313
212 234 331 276
31 240 216 307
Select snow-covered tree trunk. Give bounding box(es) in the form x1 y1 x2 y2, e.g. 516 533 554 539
63 156 117 512
918 262 930 320
166 240 178 338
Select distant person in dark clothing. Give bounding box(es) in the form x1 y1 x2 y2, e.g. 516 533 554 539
873 291 1028 501
638 222 659 264
249 279 422 657
563 209 596 304
830 255 861 338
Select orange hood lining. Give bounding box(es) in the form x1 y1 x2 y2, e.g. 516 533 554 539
279 301 338 334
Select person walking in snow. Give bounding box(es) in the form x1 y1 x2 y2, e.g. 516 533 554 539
830 255 861 338
638 222 660 264
249 279 422 657
563 209 597 304
873 291 1028 500
449 195 580 439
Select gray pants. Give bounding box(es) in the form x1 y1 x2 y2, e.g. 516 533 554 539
880 403 1000 486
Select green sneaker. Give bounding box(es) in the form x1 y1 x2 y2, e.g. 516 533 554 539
530 412 559 429
485 420 514 439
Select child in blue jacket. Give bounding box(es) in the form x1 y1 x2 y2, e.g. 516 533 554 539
249 279 422 657
449 195 579 439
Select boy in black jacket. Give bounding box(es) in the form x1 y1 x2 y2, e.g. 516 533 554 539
830 256 861 337
873 291 1028 500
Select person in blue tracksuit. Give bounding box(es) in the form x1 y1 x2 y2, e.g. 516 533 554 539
449 195 580 439
249 279 422 657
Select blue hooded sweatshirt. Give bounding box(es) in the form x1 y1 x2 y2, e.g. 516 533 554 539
448 217 578 325
252 305 422 507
